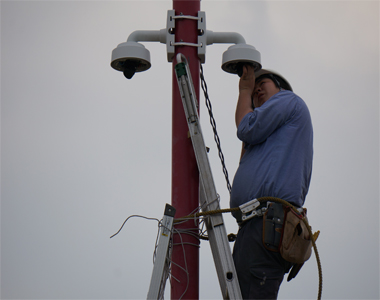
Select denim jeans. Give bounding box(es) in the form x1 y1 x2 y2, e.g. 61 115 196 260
232 217 292 299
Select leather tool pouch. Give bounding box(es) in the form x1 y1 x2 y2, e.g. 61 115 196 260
280 207 312 264
262 203 285 252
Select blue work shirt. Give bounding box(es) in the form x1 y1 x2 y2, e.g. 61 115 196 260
230 90 313 214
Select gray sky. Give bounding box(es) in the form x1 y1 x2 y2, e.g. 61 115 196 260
1 1 379 299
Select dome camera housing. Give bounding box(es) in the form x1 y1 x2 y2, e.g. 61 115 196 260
111 42 151 79
221 44 262 75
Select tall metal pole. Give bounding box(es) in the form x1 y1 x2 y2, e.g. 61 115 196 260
171 0 200 299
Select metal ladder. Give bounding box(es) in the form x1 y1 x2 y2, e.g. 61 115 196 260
147 204 176 300
147 53 242 299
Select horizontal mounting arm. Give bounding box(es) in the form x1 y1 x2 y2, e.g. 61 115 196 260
127 29 167 44
206 30 246 45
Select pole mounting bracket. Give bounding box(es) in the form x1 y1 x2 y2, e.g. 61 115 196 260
166 10 206 63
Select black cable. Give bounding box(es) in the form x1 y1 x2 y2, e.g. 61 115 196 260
200 64 232 194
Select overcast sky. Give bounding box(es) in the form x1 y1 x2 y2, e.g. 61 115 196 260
1 1 379 299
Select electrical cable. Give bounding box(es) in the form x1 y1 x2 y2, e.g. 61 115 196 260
110 215 160 239
200 64 232 194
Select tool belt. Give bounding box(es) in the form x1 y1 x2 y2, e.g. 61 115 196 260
263 202 312 264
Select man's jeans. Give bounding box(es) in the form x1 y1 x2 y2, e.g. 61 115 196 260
232 217 292 299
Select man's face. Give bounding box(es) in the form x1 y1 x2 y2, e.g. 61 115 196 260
252 77 280 108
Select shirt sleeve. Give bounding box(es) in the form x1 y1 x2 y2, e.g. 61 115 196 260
237 91 298 146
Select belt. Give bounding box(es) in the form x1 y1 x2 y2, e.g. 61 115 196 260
236 199 302 227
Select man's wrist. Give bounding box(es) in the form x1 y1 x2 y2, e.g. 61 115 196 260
239 89 253 97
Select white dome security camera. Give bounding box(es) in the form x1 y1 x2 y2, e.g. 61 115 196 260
221 44 261 76
111 42 151 79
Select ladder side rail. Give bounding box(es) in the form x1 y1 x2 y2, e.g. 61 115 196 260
147 204 176 300
200 185 243 299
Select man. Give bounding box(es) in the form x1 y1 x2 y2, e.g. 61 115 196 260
230 65 313 299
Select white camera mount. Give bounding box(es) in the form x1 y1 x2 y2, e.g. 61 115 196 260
110 10 261 78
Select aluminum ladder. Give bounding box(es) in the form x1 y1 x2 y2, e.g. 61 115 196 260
147 53 242 299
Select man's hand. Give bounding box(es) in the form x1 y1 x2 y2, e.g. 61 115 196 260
239 65 256 96
235 65 255 127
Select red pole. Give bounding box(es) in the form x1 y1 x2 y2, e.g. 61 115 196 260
171 0 200 299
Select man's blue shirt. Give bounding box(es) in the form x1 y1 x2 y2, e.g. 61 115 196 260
230 90 313 213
